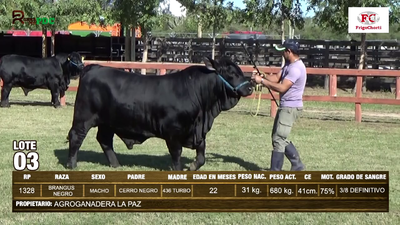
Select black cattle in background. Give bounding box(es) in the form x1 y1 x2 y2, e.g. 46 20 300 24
0 52 84 108
21 52 84 97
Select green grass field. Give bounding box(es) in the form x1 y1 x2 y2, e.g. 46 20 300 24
0 87 399 224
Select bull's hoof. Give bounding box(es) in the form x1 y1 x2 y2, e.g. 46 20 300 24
66 161 77 169
0 103 10 108
189 162 197 171
171 164 183 171
54 104 62 109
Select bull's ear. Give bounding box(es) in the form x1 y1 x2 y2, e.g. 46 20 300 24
203 56 217 71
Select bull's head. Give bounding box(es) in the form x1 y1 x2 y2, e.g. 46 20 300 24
67 52 84 79
204 56 253 98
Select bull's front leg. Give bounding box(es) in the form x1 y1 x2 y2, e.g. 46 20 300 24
66 121 92 169
166 140 183 171
60 88 66 99
49 83 61 108
189 140 206 171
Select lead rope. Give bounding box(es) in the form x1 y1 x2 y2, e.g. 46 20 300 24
250 83 263 117
249 70 265 117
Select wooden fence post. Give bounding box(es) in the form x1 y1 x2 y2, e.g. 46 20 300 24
60 95 66 106
160 69 166 75
355 75 363 122
329 74 337 96
396 76 400 100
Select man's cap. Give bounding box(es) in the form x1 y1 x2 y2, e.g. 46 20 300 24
274 39 300 52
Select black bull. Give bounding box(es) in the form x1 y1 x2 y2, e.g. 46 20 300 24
66 56 254 171
0 52 84 108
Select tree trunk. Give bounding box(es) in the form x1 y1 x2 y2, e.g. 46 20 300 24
141 29 148 75
131 27 136 63
124 26 131 61
197 20 202 38
211 0 217 59
291 26 294 38
52 0 56 56
41 27 47 58
119 22 124 37
280 19 285 67
352 33 367 93
212 24 216 60
51 29 55 56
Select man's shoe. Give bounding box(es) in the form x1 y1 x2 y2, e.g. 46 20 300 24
285 142 305 171
270 151 285 171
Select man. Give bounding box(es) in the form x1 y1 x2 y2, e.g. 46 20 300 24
251 39 307 171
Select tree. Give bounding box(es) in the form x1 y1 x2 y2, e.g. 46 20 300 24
242 0 305 65
0 0 38 30
0 0 111 58
45 0 113 57
138 0 165 73
308 0 400 93
112 0 164 67
113 0 164 72
178 0 235 59
273 0 305 43
177 0 206 38
0 0 42 54
153 6 198 34
112 0 138 61
2 0 51 57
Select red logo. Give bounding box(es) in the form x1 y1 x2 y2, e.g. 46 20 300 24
12 10 25 24
357 11 380 25
12 10 36 25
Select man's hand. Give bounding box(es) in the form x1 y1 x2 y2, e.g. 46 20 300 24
252 70 266 77
251 70 269 83
252 69 281 83
251 71 264 84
